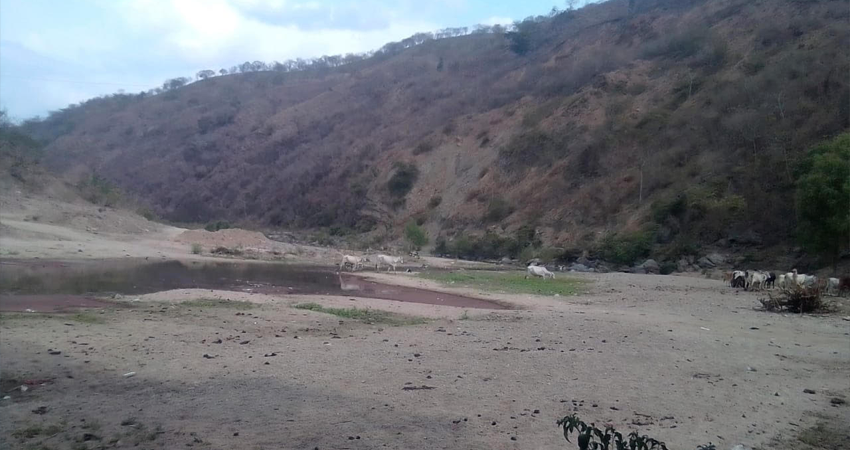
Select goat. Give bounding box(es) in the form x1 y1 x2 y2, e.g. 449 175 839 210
764 272 776 289
731 270 747 288
525 265 555 279
747 271 767 291
376 254 404 272
825 277 839 296
839 276 850 297
339 255 368 272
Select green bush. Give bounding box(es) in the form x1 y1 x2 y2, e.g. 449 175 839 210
204 220 231 232
795 133 850 263
190 243 203 254
598 228 656 266
434 237 449 255
387 162 419 197
77 173 121 207
660 261 678 275
428 195 442 208
404 221 428 250
484 197 514 223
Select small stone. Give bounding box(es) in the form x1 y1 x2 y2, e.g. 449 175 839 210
803 389 816 394
830 397 846 405
492 421 497 426
233 432 239 436
533 409 540 414
510 436 517 441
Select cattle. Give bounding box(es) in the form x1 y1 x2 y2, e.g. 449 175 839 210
765 272 776 289
525 265 555 279
376 254 404 272
339 255 368 272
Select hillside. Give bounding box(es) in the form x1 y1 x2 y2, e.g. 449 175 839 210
19 0 850 264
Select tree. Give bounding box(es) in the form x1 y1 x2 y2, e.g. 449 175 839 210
219 68 228 76
196 69 215 80
795 133 850 266
405 221 428 250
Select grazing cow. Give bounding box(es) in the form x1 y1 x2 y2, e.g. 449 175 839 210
777 274 786 290
525 265 555 279
376 254 404 272
339 255 368 272
731 270 747 288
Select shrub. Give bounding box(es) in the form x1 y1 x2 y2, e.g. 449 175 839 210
387 162 419 197
484 197 514 223
597 228 655 266
404 221 428 250
660 261 678 275
428 195 442 208
499 129 567 170
412 141 435 155
77 173 121 207
434 237 449 255
190 243 203 254
642 26 708 60
211 246 243 256
795 133 850 264
204 220 232 232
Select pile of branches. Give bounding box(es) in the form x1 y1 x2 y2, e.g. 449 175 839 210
759 285 823 313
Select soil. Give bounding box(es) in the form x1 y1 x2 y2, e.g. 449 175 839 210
1 192 849 450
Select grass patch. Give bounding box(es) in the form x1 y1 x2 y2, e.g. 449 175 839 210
293 303 427 326
0 312 105 324
421 271 587 296
179 298 256 310
12 422 64 439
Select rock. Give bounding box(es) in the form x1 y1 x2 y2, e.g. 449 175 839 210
32 406 48 415
697 257 716 269
638 259 660 274
569 263 593 273
83 433 102 441
830 397 846 405
706 252 727 266
677 259 690 272
803 388 816 394
729 230 763 246
730 445 752 450
48 350 62 355
123 372 136 377
576 256 594 267
631 266 647 275
112 293 123 300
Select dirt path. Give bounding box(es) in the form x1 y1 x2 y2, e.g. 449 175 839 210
2 271 848 450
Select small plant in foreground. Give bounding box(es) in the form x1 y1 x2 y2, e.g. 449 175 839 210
190 243 202 254
558 414 716 450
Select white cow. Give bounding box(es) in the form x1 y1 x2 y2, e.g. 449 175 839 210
777 274 786 290
339 255 368 272
376 254 404 272
525 265 555 279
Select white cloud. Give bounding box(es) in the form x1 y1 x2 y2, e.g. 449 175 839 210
480 16 513 26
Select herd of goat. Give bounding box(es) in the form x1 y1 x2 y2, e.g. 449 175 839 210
339 253 849 297
727 268 848 296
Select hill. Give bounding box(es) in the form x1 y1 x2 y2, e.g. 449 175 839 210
18 0 850 265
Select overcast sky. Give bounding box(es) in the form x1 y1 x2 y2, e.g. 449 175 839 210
0 0 578 120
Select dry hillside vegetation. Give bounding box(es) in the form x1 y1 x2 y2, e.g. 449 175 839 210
21 0 850 259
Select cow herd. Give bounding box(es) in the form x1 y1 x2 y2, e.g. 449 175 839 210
339 254 405 272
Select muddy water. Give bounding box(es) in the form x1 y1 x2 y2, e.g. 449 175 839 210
0 259 506 312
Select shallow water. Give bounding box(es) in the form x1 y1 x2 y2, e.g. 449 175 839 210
0 259 506 312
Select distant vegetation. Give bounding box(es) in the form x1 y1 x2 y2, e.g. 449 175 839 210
293 303 427 326
77 173 121 207
11 0 849 266
404 221 428 250
421 271 585 297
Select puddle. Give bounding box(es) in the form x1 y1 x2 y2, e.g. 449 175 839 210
0 259 506 312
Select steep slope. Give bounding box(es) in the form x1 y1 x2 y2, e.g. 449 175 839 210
24 0 850 259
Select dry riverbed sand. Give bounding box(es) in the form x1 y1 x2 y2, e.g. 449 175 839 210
1 193 849 449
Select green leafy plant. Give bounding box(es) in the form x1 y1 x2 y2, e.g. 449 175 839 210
405 221 428 250
558 414 719 450
190 243 203 254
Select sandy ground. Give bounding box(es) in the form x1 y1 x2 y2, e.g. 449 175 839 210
2 193 849 450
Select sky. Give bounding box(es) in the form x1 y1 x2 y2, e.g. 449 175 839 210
0 0 580 120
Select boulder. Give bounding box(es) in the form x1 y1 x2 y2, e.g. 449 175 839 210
568 263 593 273
631 266 647 275
677 259 691 273
706 252 727 266
576 256 594 267
697 256 716 269
638 259 660 274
